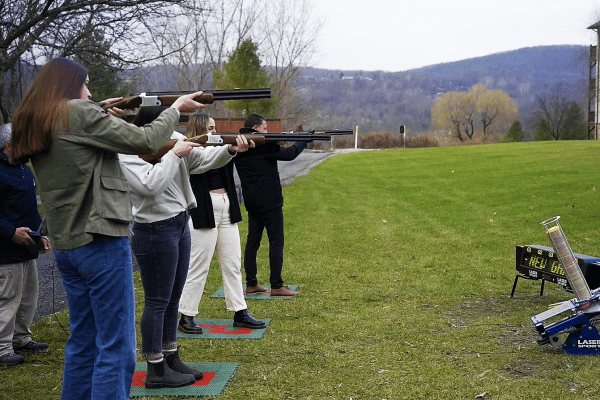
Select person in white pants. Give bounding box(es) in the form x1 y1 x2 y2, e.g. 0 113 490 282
178 113 265 333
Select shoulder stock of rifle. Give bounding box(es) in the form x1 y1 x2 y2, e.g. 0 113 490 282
103 94 215 111
139 139 177 163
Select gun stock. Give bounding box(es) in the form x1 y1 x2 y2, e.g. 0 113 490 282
103 88 271 111
138 134 267 163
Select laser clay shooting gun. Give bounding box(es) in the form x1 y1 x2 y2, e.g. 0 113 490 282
101 88 272 111
139 130 353 163
530 216 600 355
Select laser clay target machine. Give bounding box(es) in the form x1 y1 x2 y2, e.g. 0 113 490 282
530 216 600 355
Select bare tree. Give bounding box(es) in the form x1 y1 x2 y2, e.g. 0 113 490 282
255 0 322 128
145 0 321 127
145 0 263 91
143 2 211 90
0 0 194 122
535 86 570 140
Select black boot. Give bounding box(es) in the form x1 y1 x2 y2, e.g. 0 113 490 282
165 349 204 380
233 309 266 329
145 359 195 389
178 314 203 334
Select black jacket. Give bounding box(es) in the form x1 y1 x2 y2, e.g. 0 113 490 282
0 152 42 264
233 128 307 212
189 163 242 229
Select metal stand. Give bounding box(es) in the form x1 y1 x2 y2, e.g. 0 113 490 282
511 274 545 297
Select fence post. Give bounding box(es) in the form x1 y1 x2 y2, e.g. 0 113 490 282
354 126 359 149
400 125 406 148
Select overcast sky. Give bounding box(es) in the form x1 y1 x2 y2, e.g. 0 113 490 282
312 0 600 72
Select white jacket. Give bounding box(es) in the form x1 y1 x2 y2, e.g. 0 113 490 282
119 132 234 223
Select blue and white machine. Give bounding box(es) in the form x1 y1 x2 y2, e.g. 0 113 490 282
531 216 600 355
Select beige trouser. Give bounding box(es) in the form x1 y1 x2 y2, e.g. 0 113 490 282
0 259 38 356
179 192 247 315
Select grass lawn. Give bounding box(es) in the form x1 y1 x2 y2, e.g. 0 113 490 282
4 140 600 399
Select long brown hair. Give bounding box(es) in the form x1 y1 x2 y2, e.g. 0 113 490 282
187 112 212 137
11 57 88 163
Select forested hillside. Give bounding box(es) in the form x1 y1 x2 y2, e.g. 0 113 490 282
298 45 590 135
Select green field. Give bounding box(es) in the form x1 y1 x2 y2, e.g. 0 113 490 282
5 141 600 399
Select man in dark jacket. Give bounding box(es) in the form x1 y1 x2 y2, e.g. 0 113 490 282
233 114 306 296
0 123 51 367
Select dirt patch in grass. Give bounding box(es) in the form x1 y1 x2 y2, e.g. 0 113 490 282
499 357 553 379
444 297 541 354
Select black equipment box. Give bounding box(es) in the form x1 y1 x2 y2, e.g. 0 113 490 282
511 245 600 296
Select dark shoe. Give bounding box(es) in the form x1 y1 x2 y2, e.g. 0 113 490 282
270 285 299 296
233 309 266 329
178 314 203 334
245 285 268 294
145 359 195 389
14 341 48 354
165 349 204 380
0 353 25 367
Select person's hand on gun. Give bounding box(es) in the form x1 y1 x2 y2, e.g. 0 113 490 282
170 91 206 113
171 138 201 158
228 135 255 153
100 97 125 117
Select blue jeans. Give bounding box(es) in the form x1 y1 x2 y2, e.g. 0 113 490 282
54 236 136 400
131 211 191 355
244 208 285 289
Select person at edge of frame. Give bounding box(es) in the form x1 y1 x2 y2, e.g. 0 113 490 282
118 106 253 389
0 122 52 368
9 56 207 400
177 112 266 335
233 113 306 297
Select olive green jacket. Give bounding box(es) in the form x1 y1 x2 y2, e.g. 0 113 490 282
32 100 179 250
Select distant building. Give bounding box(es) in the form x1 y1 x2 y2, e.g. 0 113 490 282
213 117 283 133
174 116 282 133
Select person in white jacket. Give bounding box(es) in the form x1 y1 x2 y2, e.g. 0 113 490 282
118 106 252 389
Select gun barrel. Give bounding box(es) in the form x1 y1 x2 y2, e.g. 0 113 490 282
144 88 272 101
284 130 354 135
262 135 334 141
192 133 350 143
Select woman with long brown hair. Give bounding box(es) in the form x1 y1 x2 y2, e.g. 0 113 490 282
10 57 205 400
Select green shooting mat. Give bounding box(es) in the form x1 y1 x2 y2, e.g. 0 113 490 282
130 362 238 398
177 318 269 340
210 285 299 300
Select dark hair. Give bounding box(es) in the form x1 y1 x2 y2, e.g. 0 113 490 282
244 113 266 129
133 106 168 127
11 57 88 163
187 112 212 137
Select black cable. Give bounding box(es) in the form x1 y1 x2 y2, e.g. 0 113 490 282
51 260 69 337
